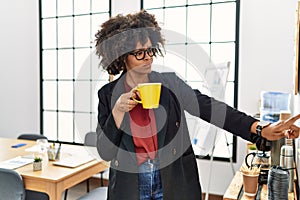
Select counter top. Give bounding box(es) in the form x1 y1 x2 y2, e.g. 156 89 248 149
223 171 296 200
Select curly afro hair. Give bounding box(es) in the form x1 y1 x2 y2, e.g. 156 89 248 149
94 10 165 75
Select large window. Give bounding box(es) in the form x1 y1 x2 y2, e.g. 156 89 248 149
40 0 239 161
40 0 111 144
142 0 239 161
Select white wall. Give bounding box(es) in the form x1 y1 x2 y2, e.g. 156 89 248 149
0 0 297 196
0 0 40 138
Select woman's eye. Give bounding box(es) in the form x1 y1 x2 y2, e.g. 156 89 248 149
136 51 143 56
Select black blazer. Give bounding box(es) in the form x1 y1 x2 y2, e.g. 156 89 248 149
96 71 259 200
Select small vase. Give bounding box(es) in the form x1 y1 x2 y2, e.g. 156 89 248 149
33 162 42 171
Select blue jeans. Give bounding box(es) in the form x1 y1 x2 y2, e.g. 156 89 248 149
138 159 163 200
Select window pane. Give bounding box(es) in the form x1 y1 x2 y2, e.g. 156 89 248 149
74 81 91 112
224 82 234 107
211 3 236 42
92 80 102 110
186 43 211 75
57 0 73 16
211 43 235 81
164 7 186 43
57 17 73 48
187 5 210 42
92 14 110 41
58 81 73 111
165 0 186 7
43 111 57 141
164 45 187 77
188 0 210 4
41 0 110 144
75 48 91 80
58 112 73 141
92 0 109 13
143 0 164 8
213 0 234 2
74 15 91 47
74 0 91 15
43 81 57 110
41 0 56 18
91 113 98 133
58 49 73 79
43 50 57 79
91 50 105 80
42 19 57 49
75 113 91 143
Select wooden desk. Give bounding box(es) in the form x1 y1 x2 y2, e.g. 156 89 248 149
223 171 297 200
0 137 109 200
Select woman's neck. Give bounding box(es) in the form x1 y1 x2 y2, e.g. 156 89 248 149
125 72 149 88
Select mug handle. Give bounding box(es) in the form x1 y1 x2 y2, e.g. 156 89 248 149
131 88 142 104
245 152 256 169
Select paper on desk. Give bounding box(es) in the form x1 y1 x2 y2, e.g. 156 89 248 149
25 145 40 152
0 156 33 169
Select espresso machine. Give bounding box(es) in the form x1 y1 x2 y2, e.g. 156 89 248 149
254 139 271 184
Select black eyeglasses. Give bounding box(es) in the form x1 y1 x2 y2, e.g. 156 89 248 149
128 47 157 60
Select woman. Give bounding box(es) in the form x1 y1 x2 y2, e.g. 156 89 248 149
95 10 300 200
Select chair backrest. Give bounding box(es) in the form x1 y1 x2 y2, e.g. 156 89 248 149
17 134 48 141
84 132 97 147
0 168 25 200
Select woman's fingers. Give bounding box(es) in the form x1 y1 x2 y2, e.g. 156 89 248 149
116 92 138 112
285 124 300 139
283 114 300 128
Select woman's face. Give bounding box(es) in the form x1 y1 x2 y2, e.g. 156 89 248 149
125 38 153 75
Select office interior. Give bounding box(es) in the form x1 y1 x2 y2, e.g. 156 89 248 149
0 0 299 197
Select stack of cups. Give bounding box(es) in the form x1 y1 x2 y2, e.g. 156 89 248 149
268 166 289 199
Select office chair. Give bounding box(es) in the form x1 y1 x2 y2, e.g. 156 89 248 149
64 132 107 200
17 133 48 141
84 131 107 188
0 168 49 200
77 187 108 200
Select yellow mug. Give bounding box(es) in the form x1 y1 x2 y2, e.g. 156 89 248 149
132 83 162 109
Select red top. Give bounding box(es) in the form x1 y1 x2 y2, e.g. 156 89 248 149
124 81 158 165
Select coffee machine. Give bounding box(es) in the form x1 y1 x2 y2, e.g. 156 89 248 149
254 139 271 184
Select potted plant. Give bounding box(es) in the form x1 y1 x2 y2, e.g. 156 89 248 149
33 157 43 171
248 144 257 154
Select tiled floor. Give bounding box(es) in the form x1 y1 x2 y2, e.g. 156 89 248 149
62 178 223 200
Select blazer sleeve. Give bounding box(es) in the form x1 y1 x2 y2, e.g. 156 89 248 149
163 72 260 144
96 85 124 161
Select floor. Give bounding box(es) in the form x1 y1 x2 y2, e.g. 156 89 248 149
62 178 223 200
61 178 105 200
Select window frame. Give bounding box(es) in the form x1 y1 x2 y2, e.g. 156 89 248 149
141 0 240 162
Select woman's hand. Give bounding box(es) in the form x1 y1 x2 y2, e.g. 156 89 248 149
112 90 138 129
114 90 139 113
261 114 300 140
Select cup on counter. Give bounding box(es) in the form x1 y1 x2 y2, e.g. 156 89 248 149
47 143 61 161
242 173 259 196
240 163 260 196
